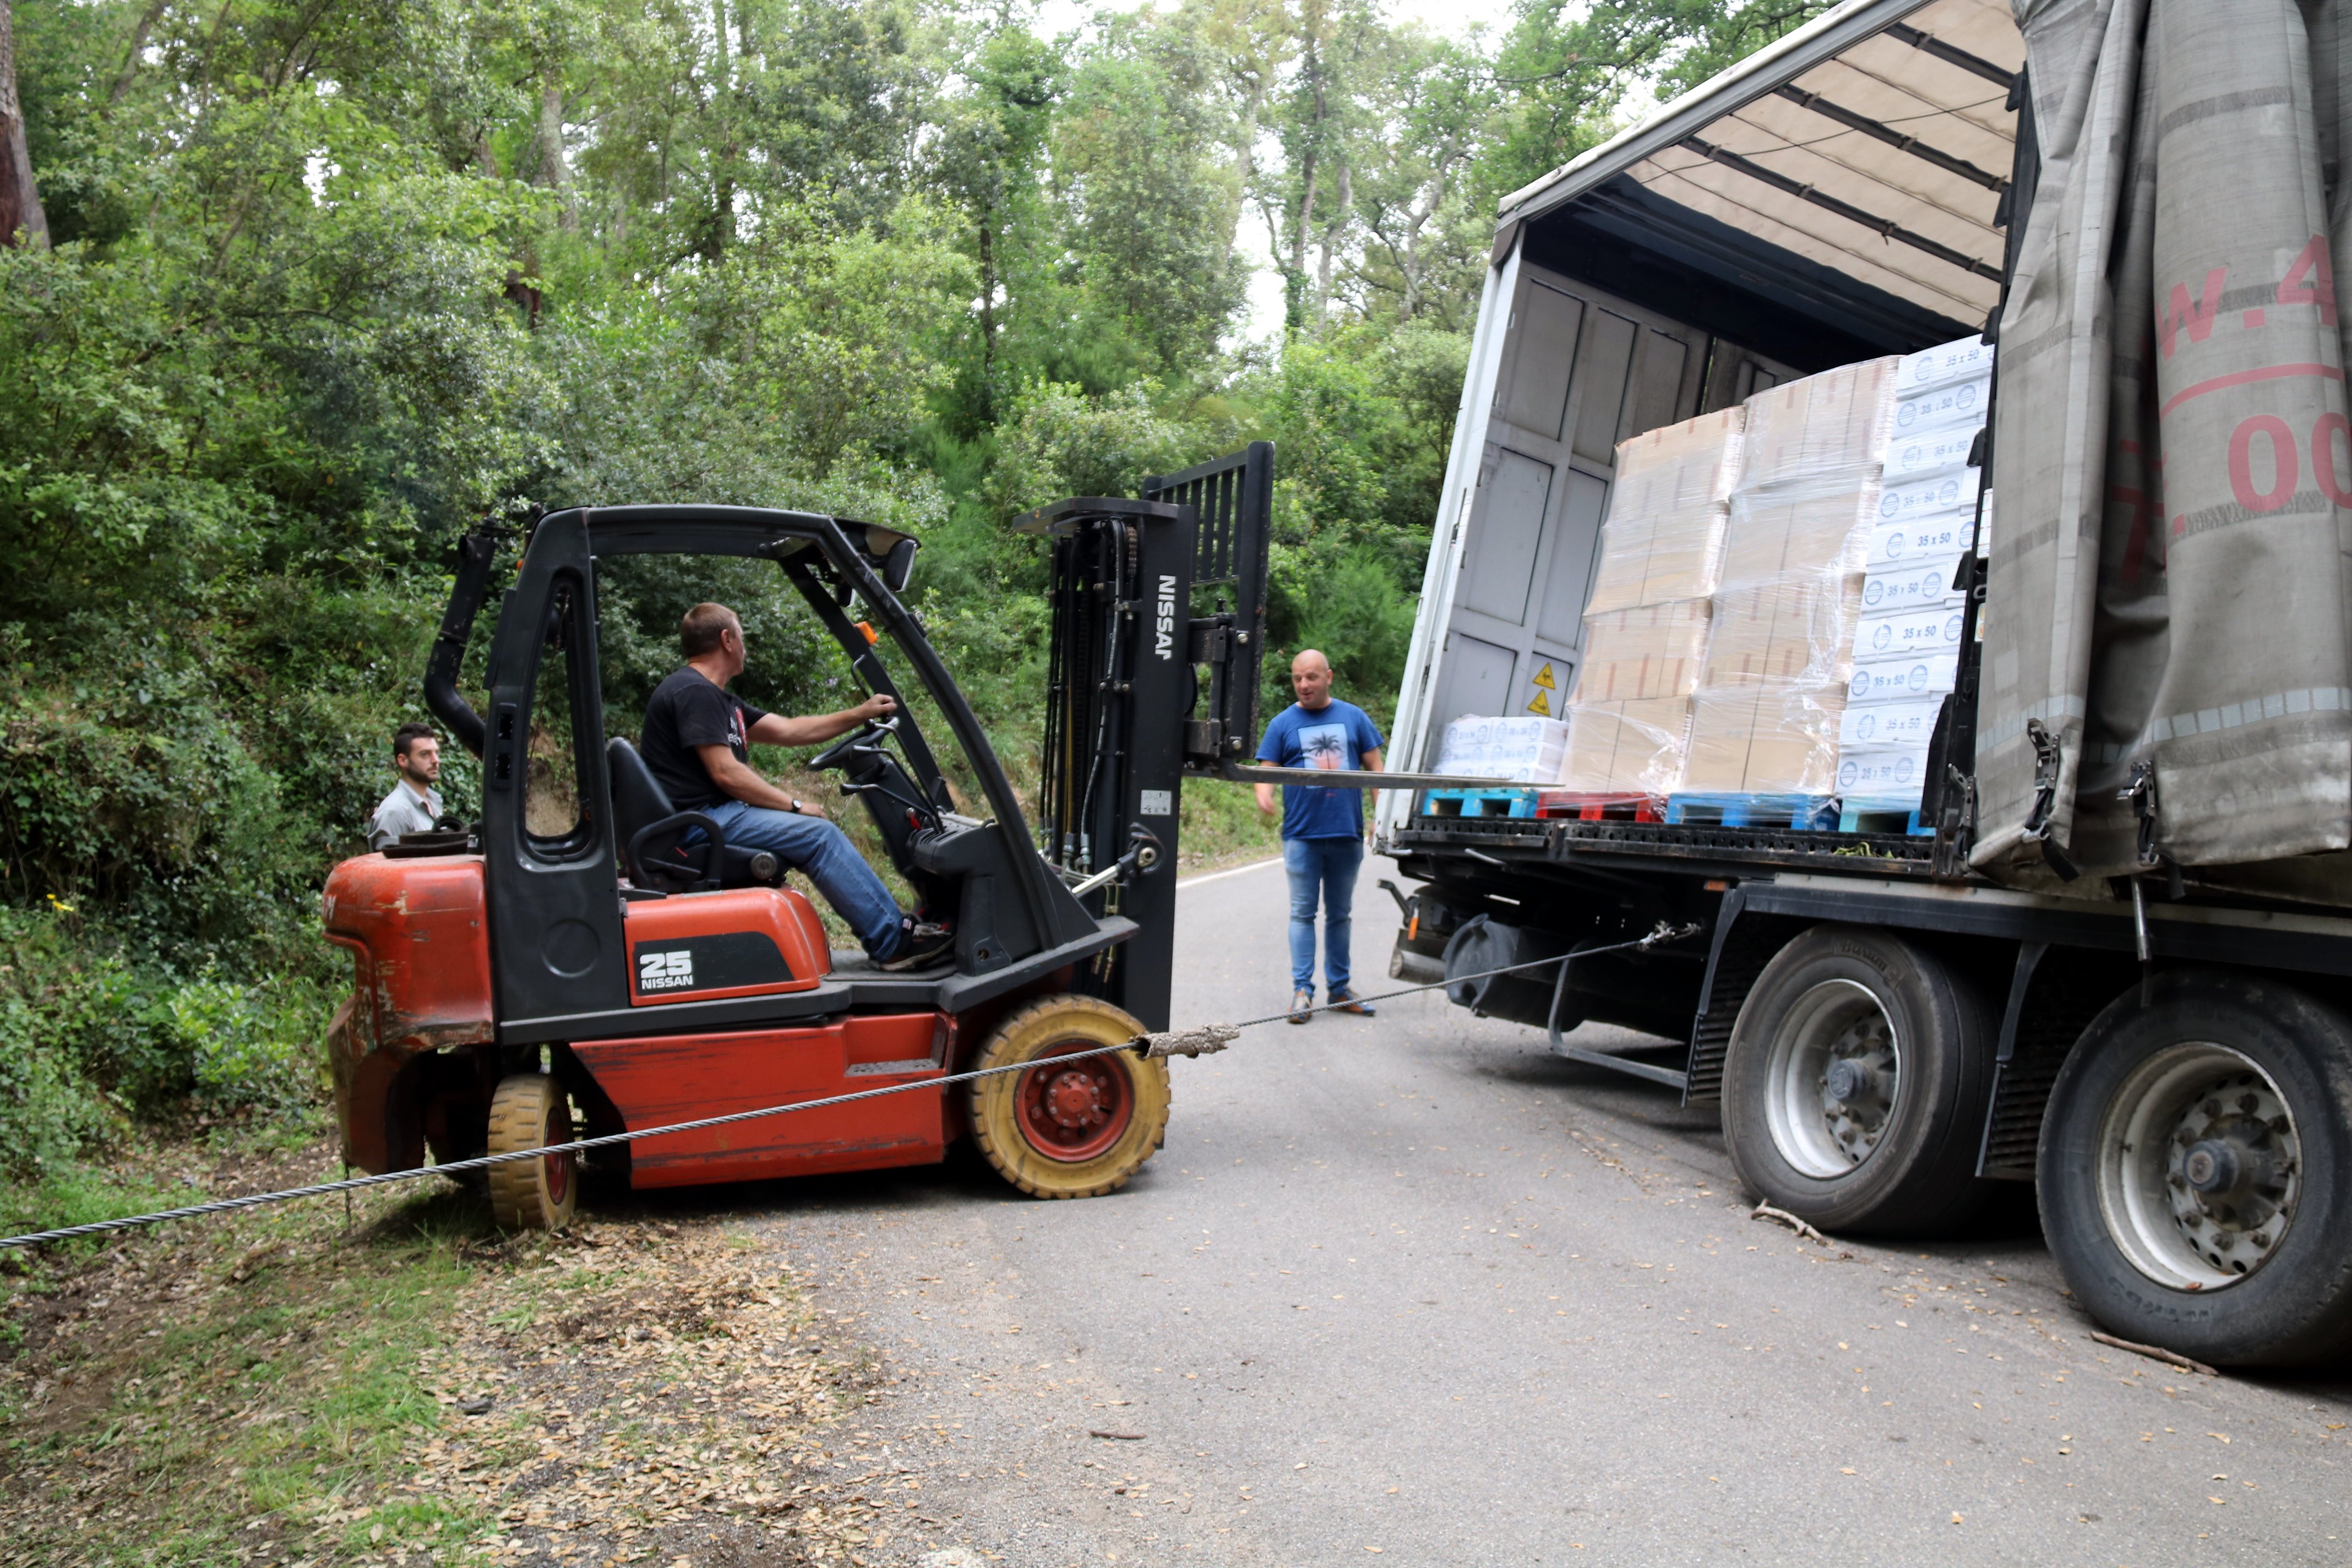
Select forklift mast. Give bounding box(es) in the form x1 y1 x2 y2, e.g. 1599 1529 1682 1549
1026 443 1276 1030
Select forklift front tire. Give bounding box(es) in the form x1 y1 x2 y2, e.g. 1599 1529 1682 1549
969 997 1172 1199
486 1074 579 1231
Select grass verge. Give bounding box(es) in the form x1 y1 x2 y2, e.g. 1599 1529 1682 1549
1 1126 897 1566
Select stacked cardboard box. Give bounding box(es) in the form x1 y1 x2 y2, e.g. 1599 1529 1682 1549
1838 335 1994 807
1680 359 1897 794
1560 408 1745 793
1433 714 1571 785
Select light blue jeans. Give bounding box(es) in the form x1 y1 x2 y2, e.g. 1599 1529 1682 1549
703 801 905 960
1283 835 1363 995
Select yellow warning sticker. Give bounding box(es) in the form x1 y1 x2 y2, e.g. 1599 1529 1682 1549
1526 688 1552 717
1531 662 1558 690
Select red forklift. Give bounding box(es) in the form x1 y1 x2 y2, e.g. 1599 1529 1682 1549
322 449 1275 1227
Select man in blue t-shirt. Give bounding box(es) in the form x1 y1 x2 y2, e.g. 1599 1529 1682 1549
1255 649 1386 1025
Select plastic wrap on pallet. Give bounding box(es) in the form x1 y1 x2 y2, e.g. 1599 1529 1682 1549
1681 683 1847 796
1890 372 1991 438
1431 714 1569 784
1878 468 1980 529
1882 424 1981 481
1733 357 1899 492
1560 698 1690 794
1572 599 1711 701
1700 576 1864 689
1840 696 1945 750
1610 406 1746 517
1855 602 1969 663
1862 557 1968 614
1837 744 1931 803
1848 651 1961 705
1586 409 1744 613
1894 334 1996 395
1718 482 1881 591
1867 510 1984 570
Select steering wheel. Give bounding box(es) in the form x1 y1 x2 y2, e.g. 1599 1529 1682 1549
810 715 899 772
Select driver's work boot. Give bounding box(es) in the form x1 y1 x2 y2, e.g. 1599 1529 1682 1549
880 918 955 971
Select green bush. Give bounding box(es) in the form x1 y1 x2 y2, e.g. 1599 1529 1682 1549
0 906 329 1179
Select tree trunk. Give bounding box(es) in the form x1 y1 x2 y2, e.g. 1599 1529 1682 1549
1315 158 1348 317
976 198 998 423
0 0 49 248
539 80 575 231
110 0 168 105
708 0 733 259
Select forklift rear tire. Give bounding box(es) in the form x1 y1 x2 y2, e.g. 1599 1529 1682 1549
1721 925 1993 1236
486 1074 578 1231
969 997 1171 1199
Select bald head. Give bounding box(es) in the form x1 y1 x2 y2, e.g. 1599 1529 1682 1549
1289 648 1334 711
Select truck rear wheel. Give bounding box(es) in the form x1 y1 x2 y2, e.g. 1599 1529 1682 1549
486 1073 578 1231
2038 970 2352 1368
968 997 1170 1199
1722 925 1992 1235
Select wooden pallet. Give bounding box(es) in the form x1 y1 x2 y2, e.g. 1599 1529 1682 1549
1420 787 1538 820
1533 791 1665 823
1664 793 1842 831
1838 798 1932 836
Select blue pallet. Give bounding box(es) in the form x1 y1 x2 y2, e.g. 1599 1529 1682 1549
1422 787 1538 820
1839 797 1932 836
1664 792 1842 831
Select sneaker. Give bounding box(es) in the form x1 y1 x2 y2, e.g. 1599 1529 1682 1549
1287 989 1314 1025
1329 988 1377 1017
879 919 955 971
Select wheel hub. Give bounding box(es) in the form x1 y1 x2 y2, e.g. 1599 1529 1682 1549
1816 1017 1896 1166
2164 1091 2296 1276
2099 1044 2301 1291
1764 978 1904 1180
1012 1046 1135 1164
1044 1068 1108 1130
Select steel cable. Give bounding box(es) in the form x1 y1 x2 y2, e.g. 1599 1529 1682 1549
0 923 1700 1251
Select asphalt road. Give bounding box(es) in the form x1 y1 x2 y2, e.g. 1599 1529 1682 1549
738 853 2352 1566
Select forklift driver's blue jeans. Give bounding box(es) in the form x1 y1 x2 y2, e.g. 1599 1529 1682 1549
701 802 905 961
1283 835 1362 995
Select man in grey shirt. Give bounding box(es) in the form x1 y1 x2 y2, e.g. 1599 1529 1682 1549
369 722 444 850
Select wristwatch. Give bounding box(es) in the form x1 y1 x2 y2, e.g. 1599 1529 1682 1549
790 798 804 814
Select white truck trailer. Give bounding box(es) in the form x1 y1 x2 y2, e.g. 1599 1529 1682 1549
1381 0 2352 1366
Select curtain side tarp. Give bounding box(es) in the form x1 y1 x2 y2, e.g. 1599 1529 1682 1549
1976 0 2352 892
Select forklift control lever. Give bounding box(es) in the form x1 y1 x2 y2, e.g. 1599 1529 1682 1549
809 715 900 772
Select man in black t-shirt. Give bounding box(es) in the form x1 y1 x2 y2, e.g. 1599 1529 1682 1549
640 602 950 969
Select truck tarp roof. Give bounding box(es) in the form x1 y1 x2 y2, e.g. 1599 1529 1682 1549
1494 0 2022 364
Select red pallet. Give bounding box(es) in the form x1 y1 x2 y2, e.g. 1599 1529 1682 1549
1533 791 1664 823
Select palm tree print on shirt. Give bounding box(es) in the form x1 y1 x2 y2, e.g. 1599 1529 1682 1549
1298 722 1352 770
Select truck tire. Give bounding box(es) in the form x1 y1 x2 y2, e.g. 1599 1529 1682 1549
1721 925 1992 1235
968 997 1170 1200
2037 970 2352 1368
486 1073 578 1231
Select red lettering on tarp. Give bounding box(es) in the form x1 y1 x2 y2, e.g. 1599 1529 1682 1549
2278 235 2340 325
2115 485 2156 581
2159 362 2344 418
2229 414 2300 511
2313 412 2352 507
2160 268 2228 357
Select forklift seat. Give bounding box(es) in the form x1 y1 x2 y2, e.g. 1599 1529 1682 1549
607 737 786 894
